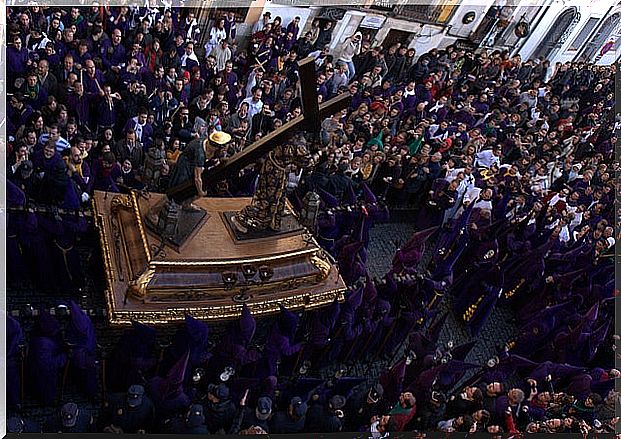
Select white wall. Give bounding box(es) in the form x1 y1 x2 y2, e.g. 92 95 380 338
519 0 617 63
445 3 494 39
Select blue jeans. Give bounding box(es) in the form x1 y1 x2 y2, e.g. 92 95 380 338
338 59 356 81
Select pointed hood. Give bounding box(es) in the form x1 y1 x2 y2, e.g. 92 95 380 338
361 183 378 204
67 301 96 350
458 197 476 230
394 226 440 272
151 350 190 400
318 187 339 209
536 300 575 320
401 226 440 254
237 304 256 346
131 320 158 342
320 298 341 328
376 298 392 316
36 309 61 337
69 301 91 335
278 304 300 336
346 283 364 310
584 302 600 323
437 360 481 388
380 358 407 403
185 314 209 346
7 179 26 207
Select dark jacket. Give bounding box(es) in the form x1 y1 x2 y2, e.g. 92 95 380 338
204 398 237 434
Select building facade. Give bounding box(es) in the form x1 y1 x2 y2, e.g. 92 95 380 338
196 0 620 65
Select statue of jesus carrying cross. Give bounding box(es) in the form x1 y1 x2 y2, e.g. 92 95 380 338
163 57 351 238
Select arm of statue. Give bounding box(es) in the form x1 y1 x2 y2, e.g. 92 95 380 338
194 166 207 197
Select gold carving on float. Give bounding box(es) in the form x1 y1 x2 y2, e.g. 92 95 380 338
310 251 332 281
107 286 345 325
127 266 156 299
149 247 317 266
130 191 153 262
92 192 347 325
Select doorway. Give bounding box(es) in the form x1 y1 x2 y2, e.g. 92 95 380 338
530 7 579 60
382 29 415 49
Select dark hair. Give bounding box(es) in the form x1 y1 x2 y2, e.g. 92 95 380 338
478 409 491 424
472 388 483 402
102 151 116 164
458 415 475 432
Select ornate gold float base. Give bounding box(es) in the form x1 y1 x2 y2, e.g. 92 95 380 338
92 191 346 325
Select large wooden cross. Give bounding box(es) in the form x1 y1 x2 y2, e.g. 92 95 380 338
167 57 352 203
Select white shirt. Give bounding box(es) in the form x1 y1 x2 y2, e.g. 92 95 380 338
241 97 264 119
474 149 500 168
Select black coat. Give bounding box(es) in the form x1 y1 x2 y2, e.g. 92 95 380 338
269 411 305 434
205 399 237 434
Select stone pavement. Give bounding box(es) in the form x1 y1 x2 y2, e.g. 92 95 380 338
7 215 519 424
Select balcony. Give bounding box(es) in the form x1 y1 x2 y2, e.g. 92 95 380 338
392 4 457 25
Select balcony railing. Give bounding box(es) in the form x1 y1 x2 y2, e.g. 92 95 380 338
392 4 456 25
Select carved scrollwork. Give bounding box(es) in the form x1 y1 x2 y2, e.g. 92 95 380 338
110 195 133 213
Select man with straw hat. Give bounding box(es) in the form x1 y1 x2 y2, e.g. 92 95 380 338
167 129 231 211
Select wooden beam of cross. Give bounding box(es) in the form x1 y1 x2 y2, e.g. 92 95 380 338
167 57 352 203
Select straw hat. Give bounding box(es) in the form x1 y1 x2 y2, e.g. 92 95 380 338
209 131 232 145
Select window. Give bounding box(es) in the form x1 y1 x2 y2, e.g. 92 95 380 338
569 17 599 51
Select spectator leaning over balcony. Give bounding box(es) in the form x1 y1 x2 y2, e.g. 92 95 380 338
337 31 362 82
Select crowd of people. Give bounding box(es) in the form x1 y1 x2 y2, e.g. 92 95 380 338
6 4 617 435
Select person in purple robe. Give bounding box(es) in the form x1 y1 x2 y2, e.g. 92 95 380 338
31 140 68 205
7 315 25 409
337 240 367 285
66 301 98 399
357 299 394 362
100 28 127 75
148 351 192 421
106 320 159 393
454 262 504 336
210 304 260 379
161 315 211 387
7 35 30 86
257 304 302 379
391 225 439 277
415 178 458 231
299 298 340 368
88 151 123 193
28 310 68 406
286 17 301 40
322 283 364 367
499 238 554 308
550 302 601 366
511 300 577 357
